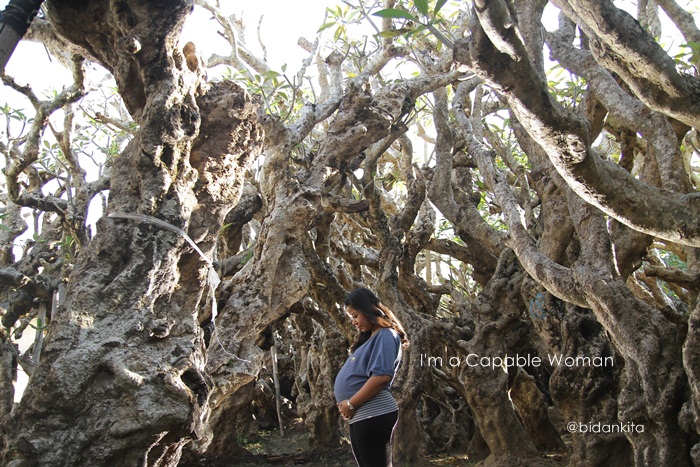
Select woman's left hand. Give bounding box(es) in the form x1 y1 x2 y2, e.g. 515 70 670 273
337 400 355 420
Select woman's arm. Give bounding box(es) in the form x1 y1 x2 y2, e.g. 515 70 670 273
338 374 391 419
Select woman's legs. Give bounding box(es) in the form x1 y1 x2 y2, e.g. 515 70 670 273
349 411 399 467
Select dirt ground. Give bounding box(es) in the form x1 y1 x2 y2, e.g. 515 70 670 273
223 425 471 466
193 420 571 467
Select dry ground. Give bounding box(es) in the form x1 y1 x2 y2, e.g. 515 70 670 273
191 420 571 467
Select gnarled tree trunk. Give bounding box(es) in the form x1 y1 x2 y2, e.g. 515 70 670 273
2 1 263 465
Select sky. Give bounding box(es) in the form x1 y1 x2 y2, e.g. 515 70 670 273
1 0 335 95
182 0 333 71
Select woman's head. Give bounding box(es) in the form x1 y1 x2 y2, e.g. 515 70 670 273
345 288 389 329
345 287 408 352
346 305 378 334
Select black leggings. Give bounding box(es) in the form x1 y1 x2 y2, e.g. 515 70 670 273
349 410 399 467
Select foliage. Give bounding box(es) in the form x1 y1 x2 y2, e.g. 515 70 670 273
675 42 700 74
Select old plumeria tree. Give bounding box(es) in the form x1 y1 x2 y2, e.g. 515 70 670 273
0 0 698 465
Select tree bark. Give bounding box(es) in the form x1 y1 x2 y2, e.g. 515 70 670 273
457 249 538 465
2 2 263 466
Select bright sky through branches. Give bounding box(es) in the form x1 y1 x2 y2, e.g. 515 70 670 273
0 0 333 95
182 0 332 70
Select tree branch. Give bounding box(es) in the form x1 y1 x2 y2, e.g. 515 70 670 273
552 0 700 129
461 11 700 247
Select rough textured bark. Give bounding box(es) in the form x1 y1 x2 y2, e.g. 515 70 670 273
458 249 538 465
456 6 700 248
0 341 14 418
451 6 696 463
509 369 564 452
290 313 347 447
514 128 632 465
683 300 700 465
552 0 700 129
545 301 630 466
1 1 263 466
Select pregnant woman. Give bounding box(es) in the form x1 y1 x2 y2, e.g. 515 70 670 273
334 288 409 467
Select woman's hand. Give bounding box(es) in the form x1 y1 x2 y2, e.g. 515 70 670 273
337 400 356 420
337 376 391 420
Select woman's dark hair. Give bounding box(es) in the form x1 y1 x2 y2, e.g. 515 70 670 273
345 287 409 352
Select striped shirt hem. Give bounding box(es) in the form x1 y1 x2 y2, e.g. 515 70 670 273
348 389 398 424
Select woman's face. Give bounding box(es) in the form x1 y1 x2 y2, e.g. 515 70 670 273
347 305 376 333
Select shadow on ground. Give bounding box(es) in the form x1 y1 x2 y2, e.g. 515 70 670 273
187 420 570 466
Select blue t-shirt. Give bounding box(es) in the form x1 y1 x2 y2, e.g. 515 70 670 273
334 327 401 403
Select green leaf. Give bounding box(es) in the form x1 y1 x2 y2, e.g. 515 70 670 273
680 42 700 65
317 21 336 33
405 24 427 38
373 8 417 21
377 29 411 38
414 0 429 16
434 0 448 15
334 24 346 41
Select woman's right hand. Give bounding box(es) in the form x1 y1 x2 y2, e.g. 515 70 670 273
337 400 356 420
